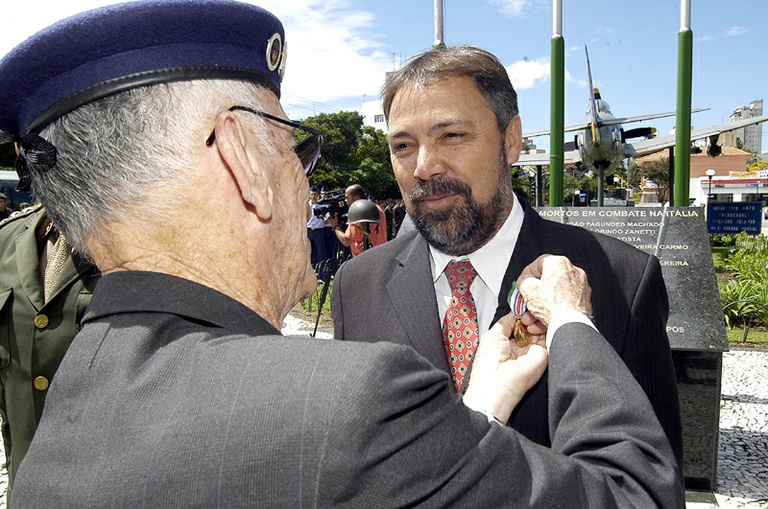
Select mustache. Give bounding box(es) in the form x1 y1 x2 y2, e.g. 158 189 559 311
410 177 472 203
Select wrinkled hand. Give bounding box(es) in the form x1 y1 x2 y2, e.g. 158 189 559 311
517 255 592 327
463 313 548 424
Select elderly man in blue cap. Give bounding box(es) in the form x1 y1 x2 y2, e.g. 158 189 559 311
0 1 682 507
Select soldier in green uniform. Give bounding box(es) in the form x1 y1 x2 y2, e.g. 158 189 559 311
0 204 99 501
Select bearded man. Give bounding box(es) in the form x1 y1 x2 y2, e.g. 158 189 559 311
332 45 683 475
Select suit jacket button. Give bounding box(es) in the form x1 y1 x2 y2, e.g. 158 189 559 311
34 376 49 391
34 314 49 329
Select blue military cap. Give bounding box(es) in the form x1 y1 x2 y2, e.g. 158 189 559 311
0 0 286 139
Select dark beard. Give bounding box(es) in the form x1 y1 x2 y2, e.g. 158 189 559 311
408 149 514 256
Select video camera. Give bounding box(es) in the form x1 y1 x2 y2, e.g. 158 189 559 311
313 189 348 228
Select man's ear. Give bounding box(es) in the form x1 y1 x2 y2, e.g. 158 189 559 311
212 112 274 220
504 115 523 165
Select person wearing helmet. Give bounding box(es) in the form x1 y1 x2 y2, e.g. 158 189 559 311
331 184 387 256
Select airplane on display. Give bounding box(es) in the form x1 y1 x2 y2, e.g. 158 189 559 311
515 47 768 204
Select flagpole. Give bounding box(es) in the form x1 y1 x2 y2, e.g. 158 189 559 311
549 0 564 206
674 0 693 206
434 0 444 48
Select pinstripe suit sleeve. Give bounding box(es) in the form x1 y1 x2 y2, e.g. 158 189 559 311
546 323 684 508
316 337 683 508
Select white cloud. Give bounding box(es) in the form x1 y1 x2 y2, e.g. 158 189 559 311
256 0 393 117
0 0 394 119
697 25 747 44
505 56 586 92
487 0 535 19
506 58 550 89
566 71 587 88
0 0 570 120
724 25 747 37
566 45 583 56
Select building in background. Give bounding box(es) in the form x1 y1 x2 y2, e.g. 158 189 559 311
362 98 387 133
636 147 760 206
730 99 763 154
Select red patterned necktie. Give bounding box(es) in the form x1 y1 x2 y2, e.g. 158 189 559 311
443 260 479 392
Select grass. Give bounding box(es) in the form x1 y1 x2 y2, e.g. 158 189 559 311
295 281 334 332
711 248 768 348
726 325 768 349
711 246 731 271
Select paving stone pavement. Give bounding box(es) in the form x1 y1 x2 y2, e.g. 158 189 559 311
0 345 764 508
710 349 768 508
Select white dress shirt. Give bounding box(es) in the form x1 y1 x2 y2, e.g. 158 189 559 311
430 194 524 336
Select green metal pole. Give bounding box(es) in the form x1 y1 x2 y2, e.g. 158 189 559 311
674 4 693 207
549 10 564 206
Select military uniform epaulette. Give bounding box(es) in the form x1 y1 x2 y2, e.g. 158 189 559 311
0 203 43 230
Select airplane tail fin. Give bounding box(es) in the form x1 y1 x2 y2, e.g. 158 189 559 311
585 45 601 145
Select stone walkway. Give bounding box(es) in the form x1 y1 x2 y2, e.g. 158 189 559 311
711 349 768 508
0 340 765 508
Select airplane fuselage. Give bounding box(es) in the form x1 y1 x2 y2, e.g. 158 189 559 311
514 45 768 199
576 98 625 172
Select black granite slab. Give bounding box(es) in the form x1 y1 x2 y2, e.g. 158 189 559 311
536 206 727 491
535 206 728 352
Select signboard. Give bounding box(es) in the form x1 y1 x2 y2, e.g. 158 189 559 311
536 206 727 352
729 169 768 178
706 201 762 235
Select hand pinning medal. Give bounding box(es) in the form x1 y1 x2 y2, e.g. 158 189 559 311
509 286 532 348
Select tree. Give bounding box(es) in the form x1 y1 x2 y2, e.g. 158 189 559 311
626 159 643 188
636 156 671 204
355 126 399 198
301 111 397 198
563 173 582 205
510 168 534 202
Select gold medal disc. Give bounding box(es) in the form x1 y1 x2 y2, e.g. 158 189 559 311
514 318 532 348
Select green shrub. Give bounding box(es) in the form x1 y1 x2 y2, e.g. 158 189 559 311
709 233 737 247
711 246 732 271
720 280 768 328
723 233 768 282
718 232 768 328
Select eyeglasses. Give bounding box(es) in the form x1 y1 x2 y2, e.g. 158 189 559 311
206 106 324 177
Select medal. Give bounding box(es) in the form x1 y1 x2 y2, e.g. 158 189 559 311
513 319 532 348
509 286 532 348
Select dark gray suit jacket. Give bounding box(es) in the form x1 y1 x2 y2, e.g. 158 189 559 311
332 195 683 473
12 271 682 507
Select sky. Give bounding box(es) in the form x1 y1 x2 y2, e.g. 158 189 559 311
1 0 766 153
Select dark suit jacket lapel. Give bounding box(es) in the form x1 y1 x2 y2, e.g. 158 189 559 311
492 195 549 325
387 233 451 374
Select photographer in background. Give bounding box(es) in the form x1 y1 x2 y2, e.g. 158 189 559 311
328 184 387 257
307 186 333 267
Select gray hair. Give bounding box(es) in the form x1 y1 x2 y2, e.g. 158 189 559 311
30 80 274 255
381 45 519 133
